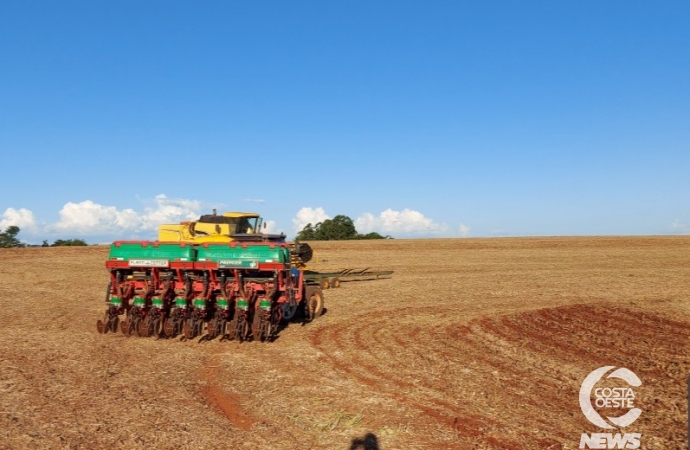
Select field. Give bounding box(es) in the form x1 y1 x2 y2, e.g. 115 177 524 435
1 236 689 449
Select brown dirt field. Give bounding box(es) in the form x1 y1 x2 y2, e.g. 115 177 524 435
1 236 689 449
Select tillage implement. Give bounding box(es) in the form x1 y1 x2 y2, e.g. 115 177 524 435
97 239 324 342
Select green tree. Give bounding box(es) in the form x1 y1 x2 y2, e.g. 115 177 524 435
296 223 317 241
296 215 392 240
0 226 25 248
52 238 88 246
314 215 358 240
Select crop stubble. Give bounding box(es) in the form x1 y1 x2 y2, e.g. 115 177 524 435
0 236 688 449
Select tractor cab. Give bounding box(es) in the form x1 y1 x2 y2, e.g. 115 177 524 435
195 212 262 235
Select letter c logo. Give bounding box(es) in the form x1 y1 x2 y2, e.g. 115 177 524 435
579 366 642 429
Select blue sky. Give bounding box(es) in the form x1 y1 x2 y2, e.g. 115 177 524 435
1 1 688 242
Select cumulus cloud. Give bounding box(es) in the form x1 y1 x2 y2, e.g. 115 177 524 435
138 195 202 230
52 201 138 234
355 208 447 236
0 208 38 231
3 195 288 243
48 195 202 235
263 220 280 234
293 207 330 232
0 194 202 242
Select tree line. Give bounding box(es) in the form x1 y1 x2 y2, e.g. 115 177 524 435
296 215 392 241
0 226 87 248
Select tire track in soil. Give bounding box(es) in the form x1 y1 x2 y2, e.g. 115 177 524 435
466 304 690 445
481 315 609 364
411 321 578 440
199 350 254 431
438 325 575 401
533 305 690 349
486 305 690 378
471 305 689 373
311 312 524 449
311 303 690 448
367 314 567 417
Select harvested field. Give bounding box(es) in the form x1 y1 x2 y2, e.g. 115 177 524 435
1 236 689 449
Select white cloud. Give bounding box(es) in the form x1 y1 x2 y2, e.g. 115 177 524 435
355 209 447 236
46 195 203 236
263 220 280 234
52 201 137 234
458 223 470 237
138 195 202 230
293 207 330 232
243 198 266 204
0 208 38 231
